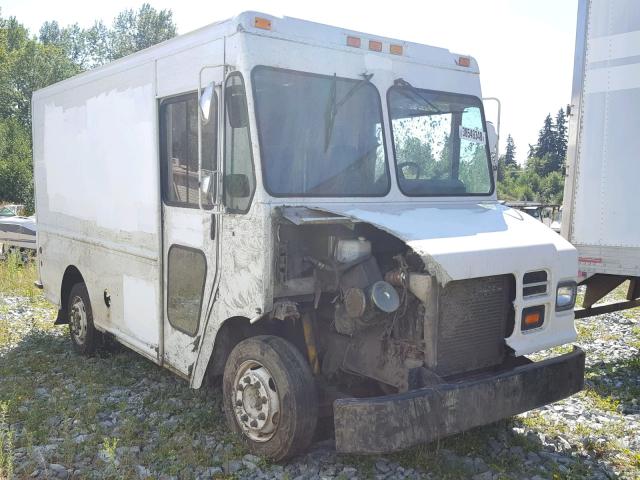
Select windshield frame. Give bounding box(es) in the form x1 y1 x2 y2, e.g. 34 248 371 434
386 85 495 198
250 65 391 198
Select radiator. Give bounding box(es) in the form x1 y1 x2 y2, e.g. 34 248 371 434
435 275 514 377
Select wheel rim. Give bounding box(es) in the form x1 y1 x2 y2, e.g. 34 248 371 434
69 295 88 345
232 360 280 442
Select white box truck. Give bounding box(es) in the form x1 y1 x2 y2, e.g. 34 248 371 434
563 0 640 317
33 12 584 459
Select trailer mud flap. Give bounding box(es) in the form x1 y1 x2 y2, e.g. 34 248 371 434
333 347 585 454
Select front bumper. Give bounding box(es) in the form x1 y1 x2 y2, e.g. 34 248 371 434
333 347 585 454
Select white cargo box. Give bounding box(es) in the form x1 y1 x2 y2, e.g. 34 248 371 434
563 0 640 278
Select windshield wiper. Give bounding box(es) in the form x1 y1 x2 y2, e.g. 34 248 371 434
324 73 374 151
394 78 443 114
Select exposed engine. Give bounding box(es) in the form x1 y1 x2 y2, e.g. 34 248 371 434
272 211 515 397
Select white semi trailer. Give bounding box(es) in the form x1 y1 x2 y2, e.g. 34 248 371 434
563 0 640 317
33 12 584 459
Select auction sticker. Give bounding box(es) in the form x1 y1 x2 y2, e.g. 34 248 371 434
459 126 486 144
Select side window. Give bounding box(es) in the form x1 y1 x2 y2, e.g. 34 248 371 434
167 245 206 336
160 92 217 208
224 73 255 213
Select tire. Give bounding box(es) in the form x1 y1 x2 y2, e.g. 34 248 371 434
222 335 318 460
67 282 98 355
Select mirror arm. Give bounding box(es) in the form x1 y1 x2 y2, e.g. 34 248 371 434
198 84 204 210
197 63 234 211
482 97 501 164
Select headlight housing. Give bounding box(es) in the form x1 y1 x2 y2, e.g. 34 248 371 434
556 281 577 311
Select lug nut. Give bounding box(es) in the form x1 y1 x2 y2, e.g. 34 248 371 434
258 413 266 420
241 414 248 422
250 420 258 428
236 399 242 406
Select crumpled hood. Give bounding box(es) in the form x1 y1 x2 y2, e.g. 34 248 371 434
314 202 577 285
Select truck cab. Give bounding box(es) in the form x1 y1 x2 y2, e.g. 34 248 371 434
33 11 585 460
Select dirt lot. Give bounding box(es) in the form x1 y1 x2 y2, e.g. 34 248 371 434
0 260 639 479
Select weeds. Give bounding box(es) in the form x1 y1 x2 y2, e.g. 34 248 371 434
581 388 620 413
0 251 39 297
102 436 120 476
0 402 14 479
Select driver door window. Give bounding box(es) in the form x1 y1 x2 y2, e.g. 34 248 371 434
160 92 217 208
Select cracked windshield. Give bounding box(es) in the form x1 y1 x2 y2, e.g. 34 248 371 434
252 67 389 196
388 86 493 196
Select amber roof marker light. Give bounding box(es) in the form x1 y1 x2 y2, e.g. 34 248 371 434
347 36 361 48
369 40 382 52
390 44 403 55
457 56 471 67
254 17 272 30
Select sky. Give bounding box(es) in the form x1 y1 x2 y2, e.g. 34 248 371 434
1 0 579 164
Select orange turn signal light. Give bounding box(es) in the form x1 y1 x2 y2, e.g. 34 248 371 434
347 36 361 48
254 17 272 30
369 40 382 52
524 312 540 326
521 306 545 331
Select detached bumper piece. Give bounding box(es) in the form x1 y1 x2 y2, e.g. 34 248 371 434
333 347 585 454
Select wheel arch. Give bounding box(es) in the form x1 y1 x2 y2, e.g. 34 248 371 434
55 265 85 325
191 315 283 389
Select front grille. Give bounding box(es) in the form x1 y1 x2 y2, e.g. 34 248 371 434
435 275 514 377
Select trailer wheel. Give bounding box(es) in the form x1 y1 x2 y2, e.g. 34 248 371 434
222 335 318 460
67 283 97 355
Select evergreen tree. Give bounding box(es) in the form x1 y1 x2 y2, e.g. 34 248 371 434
554 108 568 168
535 114 555 160
504 134 517 166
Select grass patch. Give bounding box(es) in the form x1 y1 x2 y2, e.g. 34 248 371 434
0 252 40 297
0 401 14 479
586 356 640 406
581 388 620 413
576 322 597 342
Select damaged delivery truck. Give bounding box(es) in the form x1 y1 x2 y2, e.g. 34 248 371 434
32 12 585 459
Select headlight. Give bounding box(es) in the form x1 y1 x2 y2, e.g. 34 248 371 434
556 281 577 311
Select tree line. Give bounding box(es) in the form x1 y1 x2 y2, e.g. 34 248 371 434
497 108 568 205
0 5 177 211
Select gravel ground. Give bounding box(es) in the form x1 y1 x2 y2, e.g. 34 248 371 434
0 292 639 479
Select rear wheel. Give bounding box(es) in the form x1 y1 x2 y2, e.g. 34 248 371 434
222 335 318 460
67 283 97 355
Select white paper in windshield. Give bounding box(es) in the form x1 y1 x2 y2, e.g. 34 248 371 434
459 126 485 144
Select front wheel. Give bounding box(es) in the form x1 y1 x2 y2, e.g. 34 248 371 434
222 335 318 460
67 282 98 355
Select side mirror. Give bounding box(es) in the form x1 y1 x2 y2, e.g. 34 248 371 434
225 174 250 198
201 171 214 196
226 84 248 128
199 82 215 124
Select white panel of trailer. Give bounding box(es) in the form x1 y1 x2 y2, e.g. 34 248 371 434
570 0 640 250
